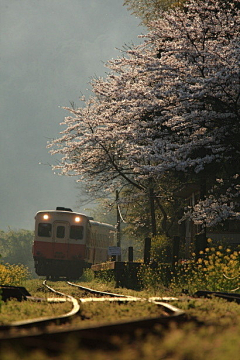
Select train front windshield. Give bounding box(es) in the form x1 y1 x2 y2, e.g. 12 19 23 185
38 223 52 237
70 225 84 240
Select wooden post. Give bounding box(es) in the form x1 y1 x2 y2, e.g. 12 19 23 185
128 247 133 262
195 233 207 260
144 237 151 264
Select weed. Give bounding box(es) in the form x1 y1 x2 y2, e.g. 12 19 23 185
137 241 239 294
170 242 240 293
0 262 30 286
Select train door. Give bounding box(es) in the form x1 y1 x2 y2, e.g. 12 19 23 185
52 221 70 259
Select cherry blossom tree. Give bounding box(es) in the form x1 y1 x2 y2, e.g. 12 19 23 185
124 0 240 27
123 0 186 26
49 0 240 231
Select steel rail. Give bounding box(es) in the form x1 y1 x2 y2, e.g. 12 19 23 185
4 279 240 356
67 283 185 317
0 281 185 332
80 297 144 303
194 290 240 303
0 280 80 329
0 282 186 354
67 281 135 298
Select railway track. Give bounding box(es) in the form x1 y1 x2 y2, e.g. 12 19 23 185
1 281 239 355
0 281 186 354
194 290 240 304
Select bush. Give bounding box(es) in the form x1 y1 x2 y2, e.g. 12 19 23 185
138 263 172 292
0 229 35 276
151 235 172 263
171 243 240 293
138 240 240 294
0 262 30 286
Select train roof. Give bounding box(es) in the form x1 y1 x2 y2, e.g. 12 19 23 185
89 220 116 229
36 209 92 218
35 208 115 229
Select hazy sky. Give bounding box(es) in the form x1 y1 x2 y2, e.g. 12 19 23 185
0 0 144 231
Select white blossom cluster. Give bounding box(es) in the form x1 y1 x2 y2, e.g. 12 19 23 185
182 176 240 227
49 0 240 227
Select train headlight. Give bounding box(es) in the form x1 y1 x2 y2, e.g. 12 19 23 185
43 214 49 220
75 216 81 223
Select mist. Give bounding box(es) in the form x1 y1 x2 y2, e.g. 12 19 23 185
0 0 144 231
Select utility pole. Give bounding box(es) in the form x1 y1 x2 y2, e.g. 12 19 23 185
116 190 121 260
149 186 157 237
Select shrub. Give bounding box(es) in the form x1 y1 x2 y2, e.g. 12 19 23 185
151 235 172 263
0 229 35 275
138 263 172 292
0 262 30 286
171 241 240 293
138 240 240 294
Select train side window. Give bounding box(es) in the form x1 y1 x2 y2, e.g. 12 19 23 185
38 223 52 237
70 226 84 240
56 226 65 238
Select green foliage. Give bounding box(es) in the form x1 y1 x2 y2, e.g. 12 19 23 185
116 181 183 240
0 229 34 275
121 190 153 239
138 263 172 292
151 235 172 263
171 243 240 293
87 197 117 225
80 269 95 282
0 263 30 286
93 269 116 285
138 242 240 294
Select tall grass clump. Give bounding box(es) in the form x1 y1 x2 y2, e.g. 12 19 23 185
0 262 30 286
137 235 173 293
138 264 172 293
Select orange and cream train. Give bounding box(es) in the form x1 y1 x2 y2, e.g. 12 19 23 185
32 207 116 279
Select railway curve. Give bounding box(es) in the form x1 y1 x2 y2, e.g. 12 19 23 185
0 280 187 354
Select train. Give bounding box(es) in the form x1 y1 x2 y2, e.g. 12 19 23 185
32 207 116 279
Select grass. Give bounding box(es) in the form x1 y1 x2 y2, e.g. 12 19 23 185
0 279 166 327
0 299 72 325
0 293 239 360
0 243 239 359
0 279 73 325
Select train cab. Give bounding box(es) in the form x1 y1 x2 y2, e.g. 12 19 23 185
33 207 116 279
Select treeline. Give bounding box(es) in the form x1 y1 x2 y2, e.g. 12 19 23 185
0 229 35 276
